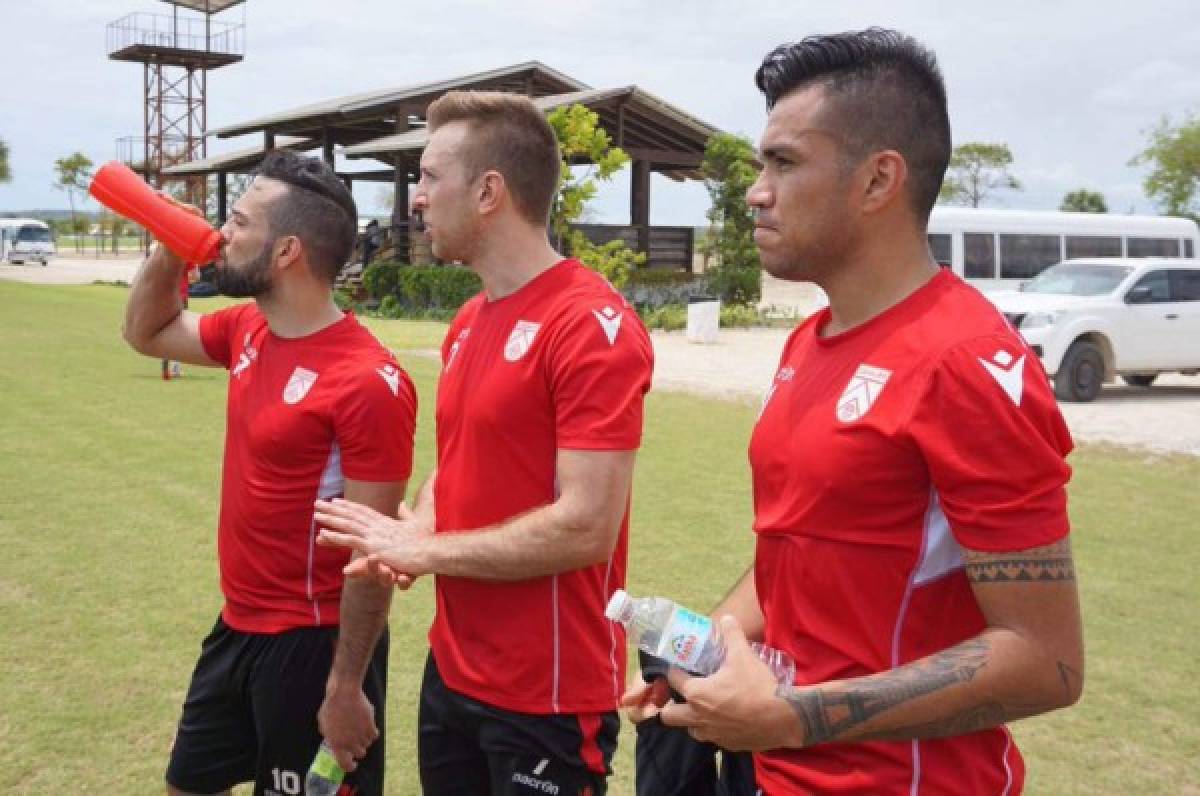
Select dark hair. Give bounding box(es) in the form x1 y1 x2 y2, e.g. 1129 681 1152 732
755 28 951 222
426 90 561 226
254 149 357 284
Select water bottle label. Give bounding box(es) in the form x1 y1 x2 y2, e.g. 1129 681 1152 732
309 745 344 781
655 606 713 670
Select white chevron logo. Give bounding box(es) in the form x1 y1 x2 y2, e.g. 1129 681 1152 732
979 350 1026 406
592 306 623 345
377 364 401 396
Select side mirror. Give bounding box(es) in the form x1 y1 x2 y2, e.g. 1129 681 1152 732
1125 286 1153 304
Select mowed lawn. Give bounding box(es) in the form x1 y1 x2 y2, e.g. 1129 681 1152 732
0 281 1196 794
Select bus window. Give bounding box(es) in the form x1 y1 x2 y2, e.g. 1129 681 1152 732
1127 237 1181 257
927 233 952 267
964 233 995 279
1185 239 1194 258
1000 234 1061 279
1065 236 1121 259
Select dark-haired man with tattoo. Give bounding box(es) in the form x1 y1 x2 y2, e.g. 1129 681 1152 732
623 29 1083 794
123 150 417 795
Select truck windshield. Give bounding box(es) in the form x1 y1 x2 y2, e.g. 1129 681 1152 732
1022 263 1132 296
16 226 52 243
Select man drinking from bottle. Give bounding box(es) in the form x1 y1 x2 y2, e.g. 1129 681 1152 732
122 149 416 796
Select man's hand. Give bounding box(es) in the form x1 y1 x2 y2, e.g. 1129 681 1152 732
658 617 800 752
620 674 672 724
315 498 433 582
317 685 378 773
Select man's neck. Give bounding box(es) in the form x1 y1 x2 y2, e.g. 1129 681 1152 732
469 224 563 300
820 232 939 337
256 281 344 339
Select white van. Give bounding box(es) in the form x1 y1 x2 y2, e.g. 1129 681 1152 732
0 218 56 266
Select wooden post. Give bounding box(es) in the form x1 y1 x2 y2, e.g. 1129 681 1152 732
216 170 228 225
631 159 650 257
392 111 411 262
322 127 335 168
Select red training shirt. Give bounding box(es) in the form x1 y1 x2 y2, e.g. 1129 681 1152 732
429 259 654 714
199 304 417 633
750 269 1073 794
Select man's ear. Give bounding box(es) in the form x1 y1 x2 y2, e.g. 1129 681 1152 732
478 170 506 216
275 235 304 270
859 150 908 215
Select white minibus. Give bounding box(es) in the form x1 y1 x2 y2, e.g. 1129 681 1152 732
0 218 56 266
927 208 1199 292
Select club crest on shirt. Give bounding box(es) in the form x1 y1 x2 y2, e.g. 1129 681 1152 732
282 366 319 405
504 320 541 362
836 364 891 423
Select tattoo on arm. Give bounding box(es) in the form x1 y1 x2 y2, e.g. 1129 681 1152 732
776 639 992 746
963 539 1076 583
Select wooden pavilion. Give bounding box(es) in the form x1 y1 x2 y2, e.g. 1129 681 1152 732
164 61 719 270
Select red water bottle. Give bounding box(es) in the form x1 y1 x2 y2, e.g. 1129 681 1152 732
89 161 221 265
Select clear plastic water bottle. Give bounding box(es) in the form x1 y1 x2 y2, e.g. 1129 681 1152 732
605 589 795 683
304 741 344 796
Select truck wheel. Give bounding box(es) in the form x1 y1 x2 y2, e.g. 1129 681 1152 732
1054 341 1105 402
1121 373 1157 388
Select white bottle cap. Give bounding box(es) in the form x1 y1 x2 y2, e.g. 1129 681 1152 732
604 589 631 621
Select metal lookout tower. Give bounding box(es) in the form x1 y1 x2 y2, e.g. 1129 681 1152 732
107 1 246 205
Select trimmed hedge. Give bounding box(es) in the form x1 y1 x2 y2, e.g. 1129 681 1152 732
363 261 481 312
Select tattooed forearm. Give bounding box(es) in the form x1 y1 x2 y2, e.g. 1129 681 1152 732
964 539 1076 583
775 639 990 746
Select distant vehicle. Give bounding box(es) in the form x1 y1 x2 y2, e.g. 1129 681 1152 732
927 208 1199 292
989 258 1200 402
0 218 56 266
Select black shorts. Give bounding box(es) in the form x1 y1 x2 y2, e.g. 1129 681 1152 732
418 652 619 795
634 651 758 796
165 616 388 796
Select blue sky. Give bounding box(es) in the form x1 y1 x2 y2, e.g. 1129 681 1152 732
2 0 1198 224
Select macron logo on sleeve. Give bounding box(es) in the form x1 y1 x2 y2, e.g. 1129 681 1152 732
592 306 623 345
979 349 1026 406
377 364 401 396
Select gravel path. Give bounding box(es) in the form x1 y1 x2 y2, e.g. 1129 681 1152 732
6 262 1196 455
0 256 141 285
649 329 1200 457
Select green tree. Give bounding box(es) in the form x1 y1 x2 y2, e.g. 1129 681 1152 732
938 142 1022 207
1130 113 1200 220
1060 189 1108 213
53 153 95 253
546 104 644 288
0 137 11 183
700 132 761 304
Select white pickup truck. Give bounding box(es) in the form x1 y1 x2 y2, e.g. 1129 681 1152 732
989 258 1200 402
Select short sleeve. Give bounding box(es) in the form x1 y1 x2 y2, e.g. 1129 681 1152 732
333 359 418 482
906 335 1074 552
198 303 255 369
547 300 654 450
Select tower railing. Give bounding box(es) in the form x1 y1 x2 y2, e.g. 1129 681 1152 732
106 11 244 57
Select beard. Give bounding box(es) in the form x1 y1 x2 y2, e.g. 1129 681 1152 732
215 241 273 298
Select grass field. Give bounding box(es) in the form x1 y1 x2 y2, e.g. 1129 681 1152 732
0 281 1197 794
